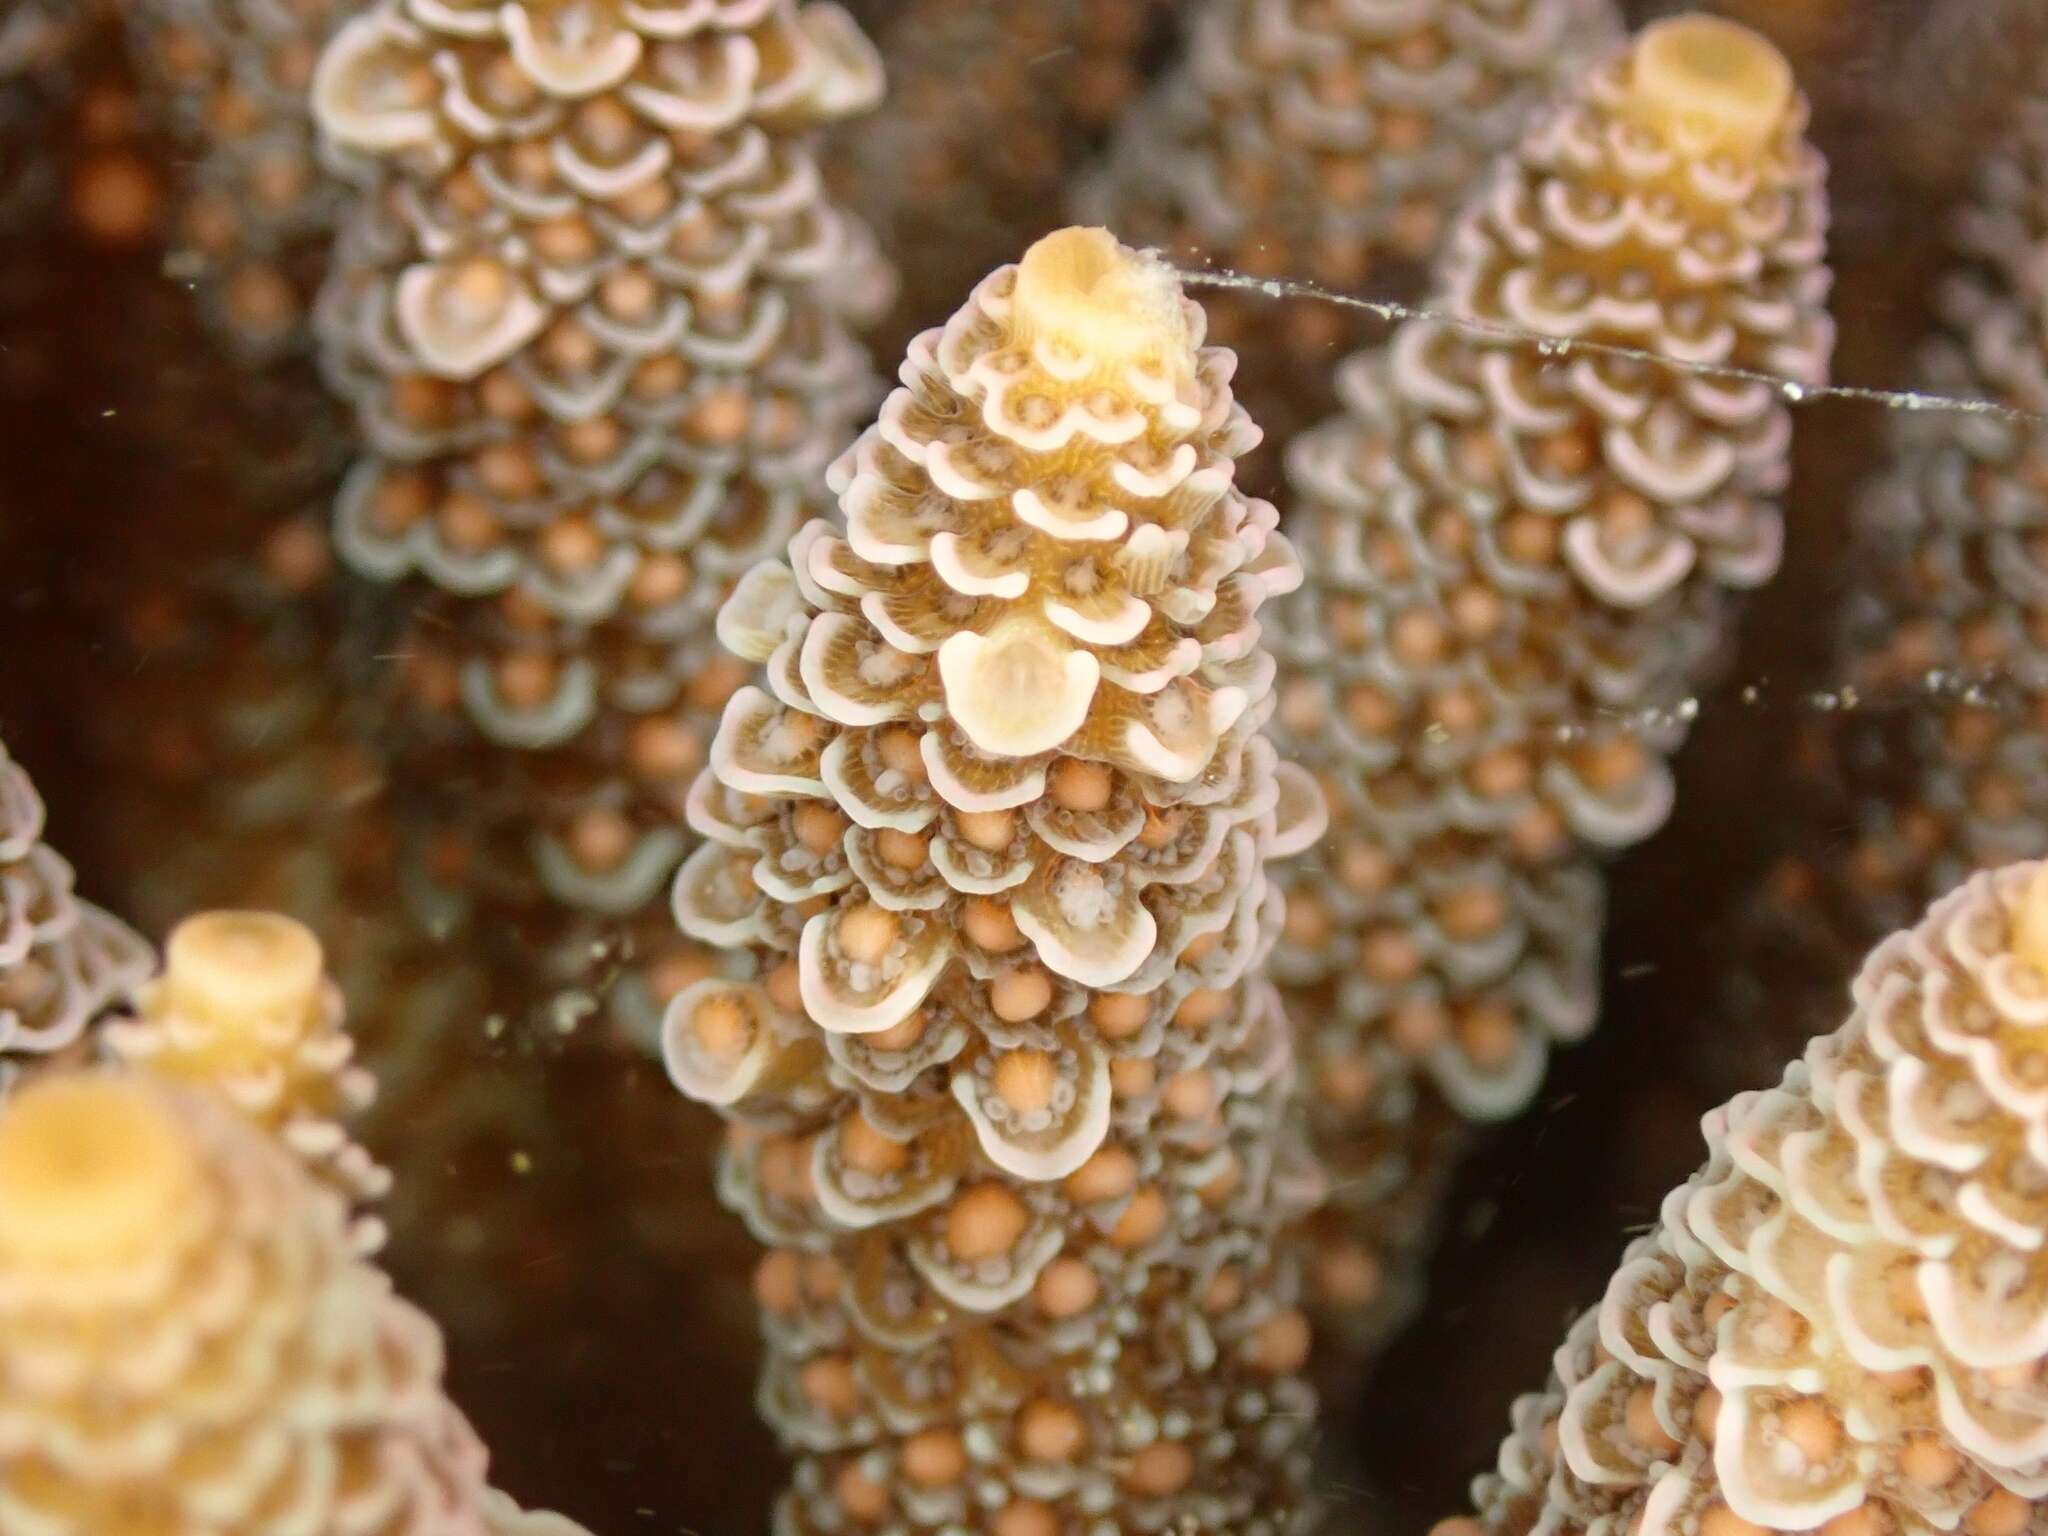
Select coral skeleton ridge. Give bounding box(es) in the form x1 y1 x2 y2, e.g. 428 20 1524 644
311 0 894 944
105 908 392 1250
1265 12 1834 1369
1081 0 1622 454
1457 859 2048 1536
0 1069 591 1536
665 226 1327 1534
0 736 154 1091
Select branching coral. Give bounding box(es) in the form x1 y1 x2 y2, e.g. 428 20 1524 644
1266 14 1835 1370
664 227 1327 1533
0 735 153 1090
312 0 893 959
1454 859 2048 1536
1080 0 1620 455
0 1068 591 1536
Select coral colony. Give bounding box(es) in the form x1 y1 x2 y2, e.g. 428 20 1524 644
14 2 2046 1534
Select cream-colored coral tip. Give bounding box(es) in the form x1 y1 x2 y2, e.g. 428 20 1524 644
2014 863 2048 977
1008 227 1190 374
0 1076 200 1266
1626 16 1793 153
163 910 324 1030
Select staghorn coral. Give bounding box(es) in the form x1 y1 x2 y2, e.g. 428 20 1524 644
664 227 1327 1534
0 735 153 1090
1079 0 1620 459
122 0 358 358
1456 859 2048 1536
1266 14 1834 1373
312 0 893 953
0 1068 590 1536
1702 78 2048 1098
104 908 392 1248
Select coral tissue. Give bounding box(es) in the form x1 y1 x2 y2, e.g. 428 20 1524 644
1457 859 2048 1536
0 1068 587 1536
666 227 1326 1534
1266 14 1835 1360
0 735 152 1087
311 0 891 923
105 908 391 1248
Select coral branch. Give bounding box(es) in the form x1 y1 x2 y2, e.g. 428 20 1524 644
666 227 1325 1533
1266 13 1835 1376
105 908 392 1248
0 1067 590 1536
1458 859 2048 1536
310 0 893 999
0 736 153 1093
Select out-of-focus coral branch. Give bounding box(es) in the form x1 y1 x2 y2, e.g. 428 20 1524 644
1265 14 1836 1382
0 1065 592 1535
309 0 895 1039
0 734 153 1095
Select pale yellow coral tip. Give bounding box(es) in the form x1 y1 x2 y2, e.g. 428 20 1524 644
0 1077 199 1265
1627 15 1794 154
164 910 325 1027
2014 864 2048 977
1009 227 1189 371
